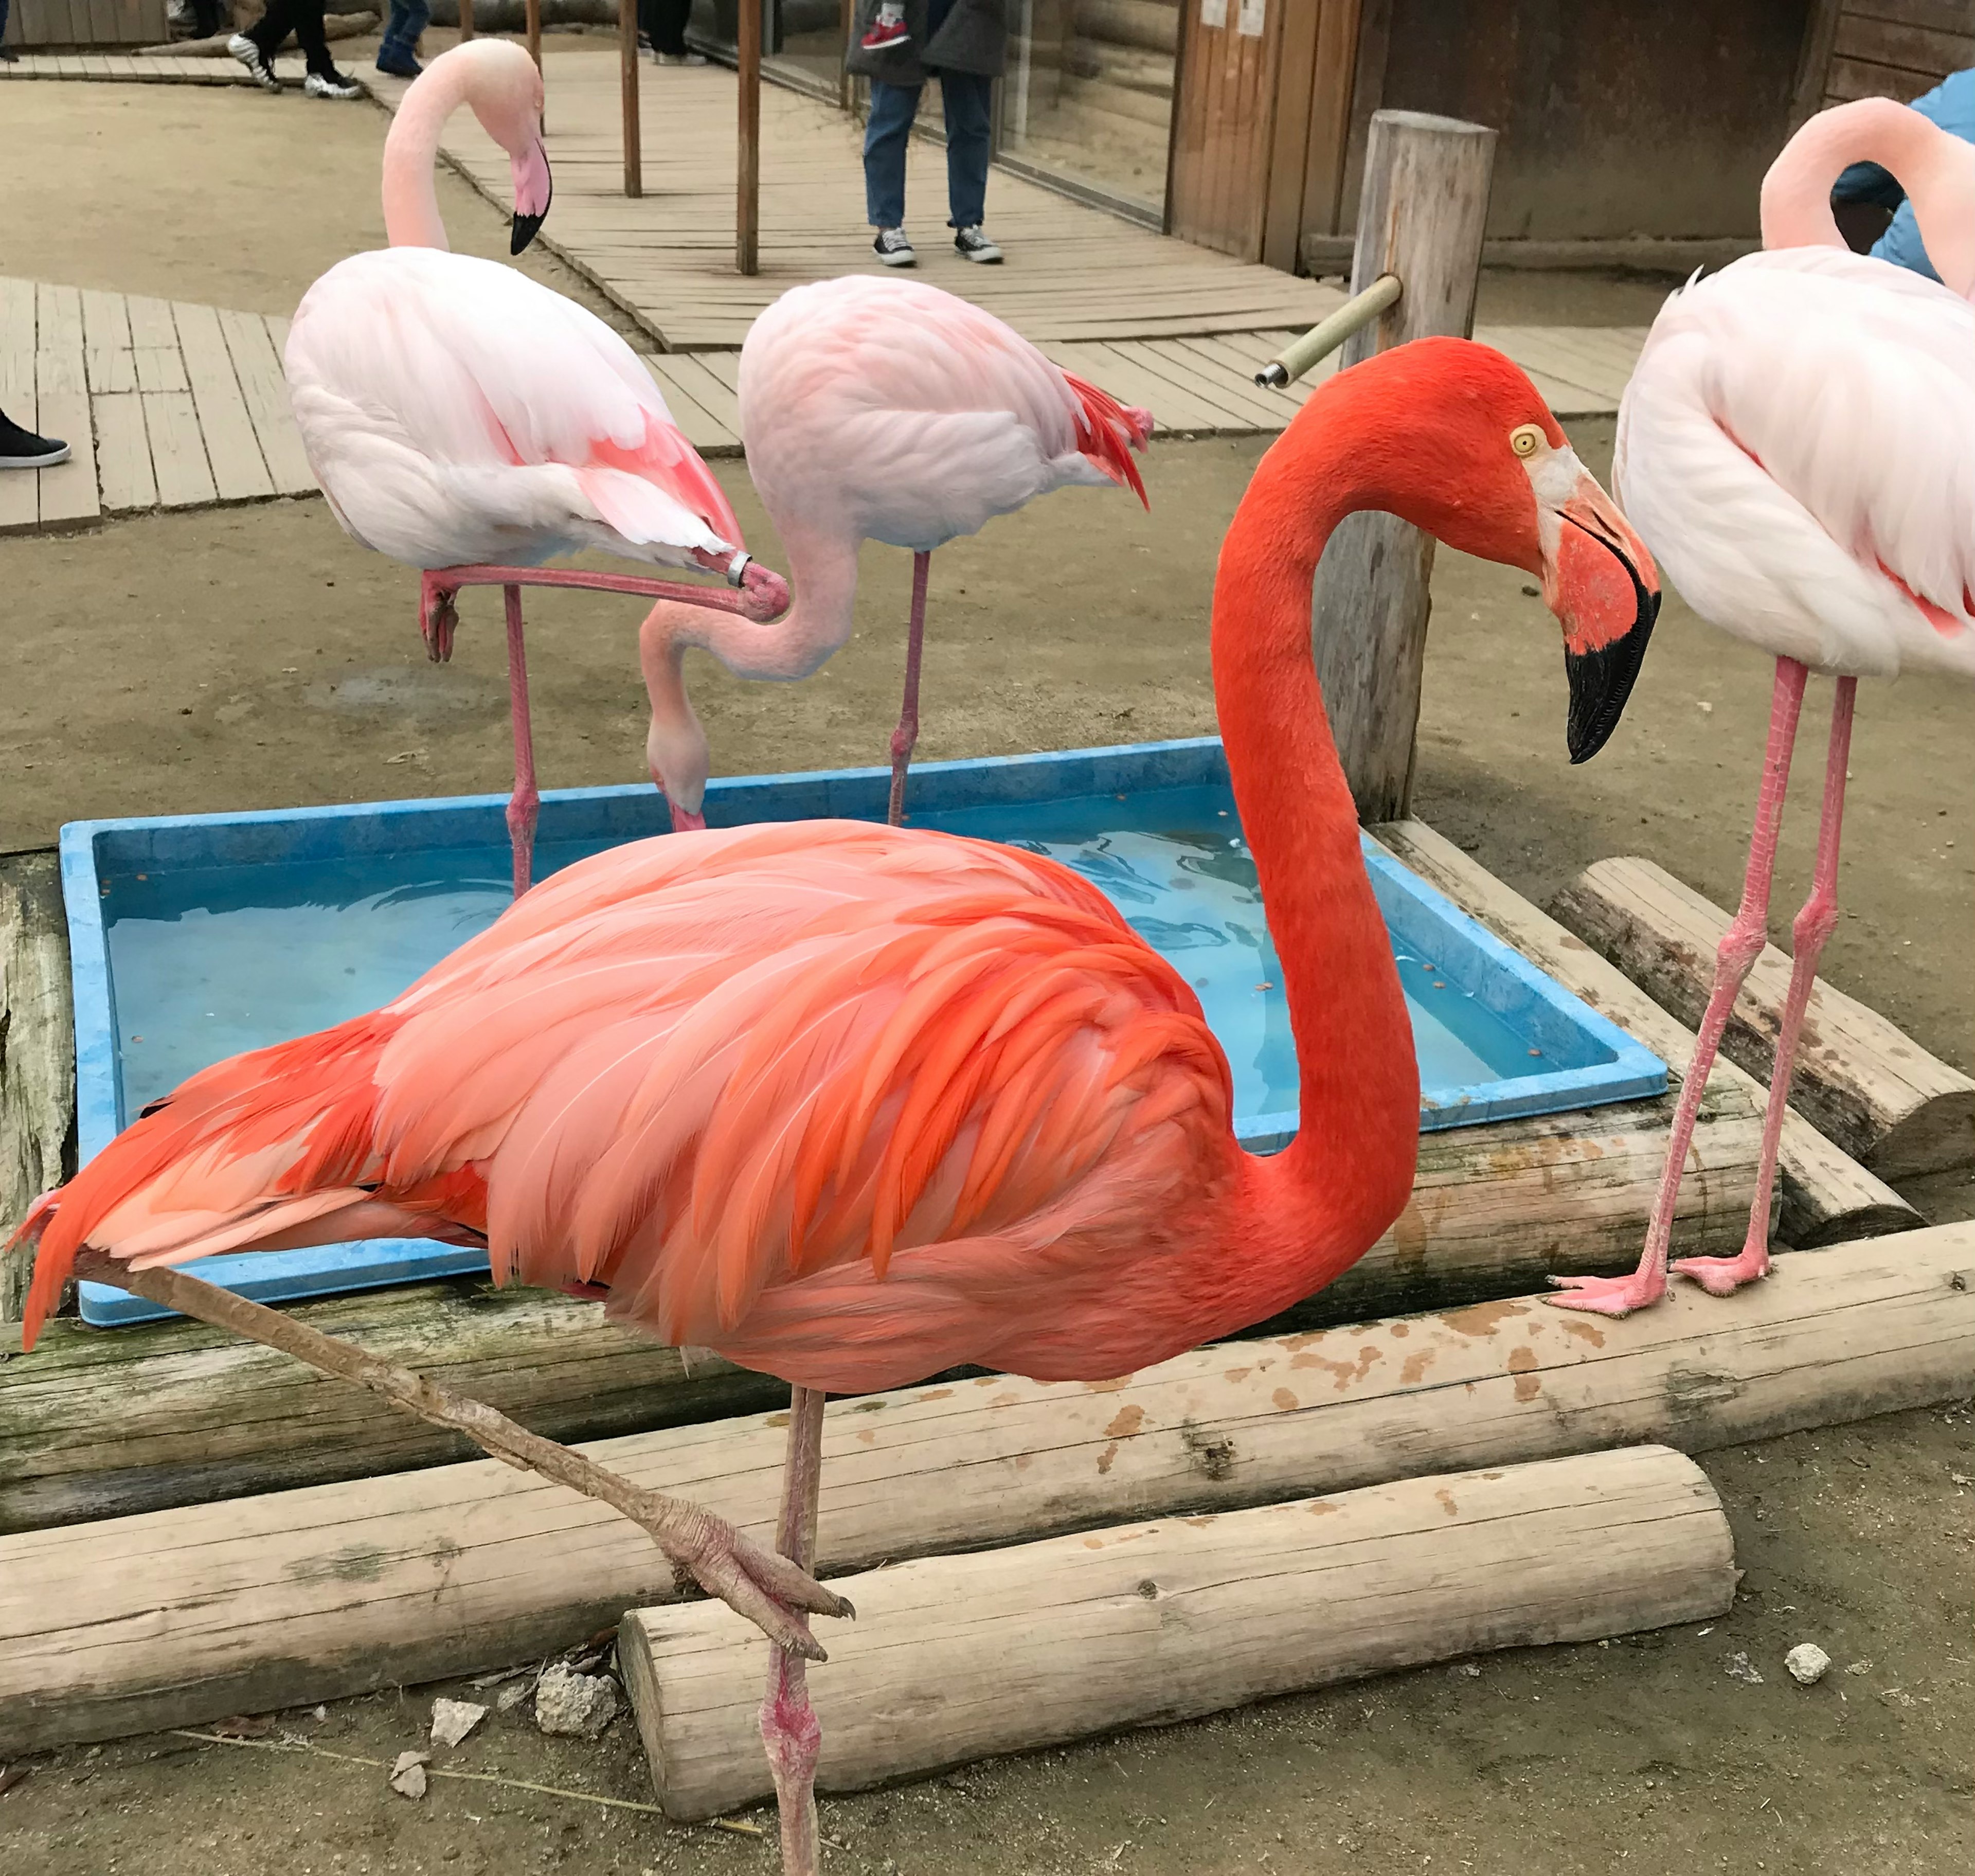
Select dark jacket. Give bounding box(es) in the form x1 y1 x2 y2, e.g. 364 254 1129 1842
845 0 1007 85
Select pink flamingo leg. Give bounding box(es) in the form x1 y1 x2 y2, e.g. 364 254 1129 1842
759 1383 828 1876
1674 675 1857 1296
503 584 540 899
886 550 931 828
1550 657 1810 1316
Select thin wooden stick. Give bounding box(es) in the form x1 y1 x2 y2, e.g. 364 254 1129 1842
621 0 643 199
69 1251 851 1656
737 0 761 273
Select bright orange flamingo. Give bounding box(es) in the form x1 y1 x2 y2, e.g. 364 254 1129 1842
11 337 1656 1875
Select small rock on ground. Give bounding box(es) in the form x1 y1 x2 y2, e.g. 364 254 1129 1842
497 1677 536 1713
389 1749 430 1799
1726 1651 1764 1685
534 1661 619 1739
1786 1643 1832 1686
430 1698 488 1748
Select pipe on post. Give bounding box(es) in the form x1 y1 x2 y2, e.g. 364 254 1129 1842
738 0 761 274
1310 110 1496 825
621 0 642 198
1254 274 1403 387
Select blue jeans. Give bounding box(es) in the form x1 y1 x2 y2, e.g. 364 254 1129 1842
865 69 994 230
378 0 430 66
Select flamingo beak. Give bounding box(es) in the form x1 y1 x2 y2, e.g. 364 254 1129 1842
510 140 553 254
1541 460 1661 763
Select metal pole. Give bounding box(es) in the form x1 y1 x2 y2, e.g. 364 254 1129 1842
1310 110 1497 825
738 0 761 274
457 0 474 40
621 0 643 199
1254 275 1403 387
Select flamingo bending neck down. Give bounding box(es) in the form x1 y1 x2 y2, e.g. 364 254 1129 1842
1549 96 1975 1319
12 338 1656 1876
635 275 1154 834
282 39 790 896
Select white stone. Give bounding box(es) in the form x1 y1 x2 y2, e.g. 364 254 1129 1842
1725 1651 1764 1685
497 1677 535 1713
1785 1643 1832 1687
430 1697 488 1748
534 1662 619 1739
389 1749 430 1799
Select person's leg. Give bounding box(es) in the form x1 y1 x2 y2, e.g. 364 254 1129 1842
378 0 428 69
864 79 922 230
291 0 338 77
0 0 15 61
939 68 994 231
244 0 296 53
652 0 692 56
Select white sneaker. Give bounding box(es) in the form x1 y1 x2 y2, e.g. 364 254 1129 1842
655 50 708 65
227 32 281 92
304 69 363 100
873 227 917 267
954 225 1002 264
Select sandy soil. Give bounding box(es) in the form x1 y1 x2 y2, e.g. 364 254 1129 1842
1 66 1972 1876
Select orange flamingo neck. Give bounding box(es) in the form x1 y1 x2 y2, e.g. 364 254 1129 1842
1210 374 1425 1279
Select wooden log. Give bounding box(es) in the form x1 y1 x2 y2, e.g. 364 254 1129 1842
0 866 74 1334
0 1088 1758 1532
622 1445 1734 1819
4 1224 1969 1755
1549 855 1975 1181
0 1281 786 1533
1312 111 1496 823
1372 819 1922 1249
619 0 640 198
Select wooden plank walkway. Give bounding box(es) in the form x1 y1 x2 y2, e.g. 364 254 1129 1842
0 50 310 83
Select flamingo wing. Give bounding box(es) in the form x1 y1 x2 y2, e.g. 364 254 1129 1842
17 825 1235 1389
1616 248 1975 677
285 247 741 569
738 276 1152 551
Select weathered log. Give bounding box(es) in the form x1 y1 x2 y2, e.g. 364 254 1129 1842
1550 855 1975 1180
0 1086 1756 1533
621 1445 1735 1820
1 865 74 1334
3 1225 1968 1756
0 1279 785 1533
1372 819 1922 1247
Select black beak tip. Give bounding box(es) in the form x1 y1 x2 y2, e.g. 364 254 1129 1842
511 211 546 256
1565 578 1661 764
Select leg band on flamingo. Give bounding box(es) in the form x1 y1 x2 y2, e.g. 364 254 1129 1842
1549 656 1810 1317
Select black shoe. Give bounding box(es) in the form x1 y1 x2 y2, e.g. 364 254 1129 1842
873 227 917 267
0 415 71 470
954 225 1002 263
375 50 422 78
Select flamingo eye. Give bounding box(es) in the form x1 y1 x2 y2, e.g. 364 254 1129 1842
1510 424 1545 458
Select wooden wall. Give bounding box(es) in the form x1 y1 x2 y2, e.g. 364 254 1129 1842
2 0 170 47
1797 2 1973 116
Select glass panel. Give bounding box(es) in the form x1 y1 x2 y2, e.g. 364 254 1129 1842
1000 0 1178 213
686 0 845 98
686 0 739 56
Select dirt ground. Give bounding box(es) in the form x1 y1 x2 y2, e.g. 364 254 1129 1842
3 69 1973 1876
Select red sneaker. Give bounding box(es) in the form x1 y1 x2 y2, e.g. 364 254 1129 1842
861 14 910 48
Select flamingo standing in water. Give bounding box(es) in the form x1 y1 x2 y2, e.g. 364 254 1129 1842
637 274 1154 831
13 339 1657 1875
1549 96 1975 1320
283 39 789 895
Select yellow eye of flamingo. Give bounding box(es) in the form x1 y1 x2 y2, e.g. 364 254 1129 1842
1510 424 1545 458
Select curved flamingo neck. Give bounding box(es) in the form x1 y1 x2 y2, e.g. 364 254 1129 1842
1762 98 1975 296
383 63 478 249
639 523 863 811
1212 389 1422 1259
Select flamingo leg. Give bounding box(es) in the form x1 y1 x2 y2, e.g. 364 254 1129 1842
760 1384 828 1876
504 585 541 899
1550 657 1809 1316
1675 675 1856 1296
886 550 931 827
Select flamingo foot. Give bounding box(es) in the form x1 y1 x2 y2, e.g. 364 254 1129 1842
1672 1241 1772 1297
1546 1267 1667 1317
422 583 459 664
663 1515 855 1663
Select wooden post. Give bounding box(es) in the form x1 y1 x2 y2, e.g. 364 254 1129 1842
621 0 643 199
0 876 73 1335
457 0 474 41
1311 110 1495 824
737 0 761 274
526 0 541 68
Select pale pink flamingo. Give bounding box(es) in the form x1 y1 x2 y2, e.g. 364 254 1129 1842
15 339 1656 1875
283 38 789 895
637 274 1154 832
1549 97 1975 1319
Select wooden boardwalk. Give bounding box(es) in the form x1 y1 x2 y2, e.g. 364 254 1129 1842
0 49 310 83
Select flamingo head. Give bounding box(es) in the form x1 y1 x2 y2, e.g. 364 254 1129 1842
1330 337 1661 763
448 40 552 254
